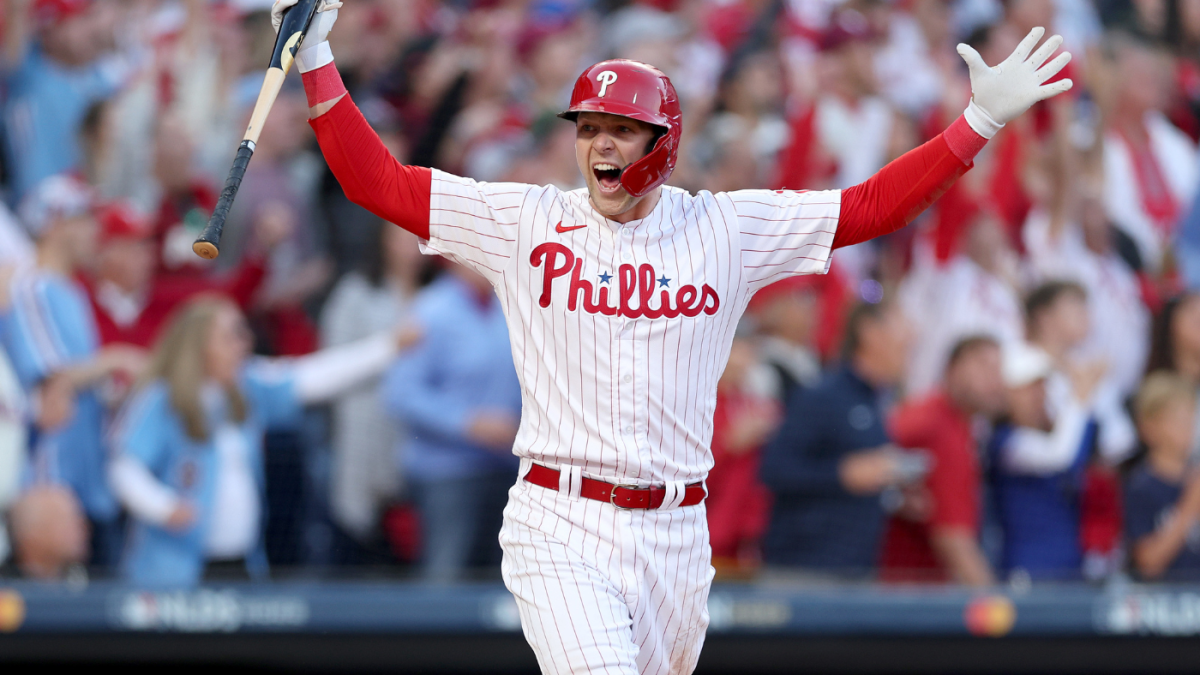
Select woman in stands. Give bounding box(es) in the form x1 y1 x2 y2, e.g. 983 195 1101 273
109 296 406 586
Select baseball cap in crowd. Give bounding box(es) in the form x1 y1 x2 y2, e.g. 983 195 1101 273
18 174 94 239
96 201 151 242
33 0 91 29
1002 341 1053 388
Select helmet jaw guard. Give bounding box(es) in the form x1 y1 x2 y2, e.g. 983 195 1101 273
560 59 682 198
619 124 680 198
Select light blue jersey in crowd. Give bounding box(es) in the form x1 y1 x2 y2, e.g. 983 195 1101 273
3 44 124 200
2 269 115 521
109 362 302 587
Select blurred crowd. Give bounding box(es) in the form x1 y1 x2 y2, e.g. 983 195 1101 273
3 0 1200 587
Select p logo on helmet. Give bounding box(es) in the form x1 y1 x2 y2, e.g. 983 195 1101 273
559 59 683 198
597 71 618 97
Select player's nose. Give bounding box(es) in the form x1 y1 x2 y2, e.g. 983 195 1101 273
592 131 616 154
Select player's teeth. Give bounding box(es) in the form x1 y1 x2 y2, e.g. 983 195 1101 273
595 164 618 171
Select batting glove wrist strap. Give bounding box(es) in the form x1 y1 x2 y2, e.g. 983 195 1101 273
297 41 333 73
956 26 1073 127
963 100 1003 140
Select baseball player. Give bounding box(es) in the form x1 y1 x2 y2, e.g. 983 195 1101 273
273 1 1072 672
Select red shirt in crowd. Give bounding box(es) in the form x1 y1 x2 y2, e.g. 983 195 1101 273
80 195 269 349
81 260 267 349
706 389 777 566
879 390 980 582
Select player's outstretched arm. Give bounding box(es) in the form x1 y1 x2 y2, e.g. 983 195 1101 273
833 27 1072 250
274 0 433 239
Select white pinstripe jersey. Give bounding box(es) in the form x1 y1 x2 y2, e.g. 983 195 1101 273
419 169 839 486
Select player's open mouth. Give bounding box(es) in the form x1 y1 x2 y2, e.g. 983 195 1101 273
593 163 623 193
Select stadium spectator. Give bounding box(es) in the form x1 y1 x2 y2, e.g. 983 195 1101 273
320 224 424 550
707 332 780 575
1 0 137 200
880 335 1005 586
747 277 822 407
1026 281 1138 464
776 7 915 288
760 301 913 577
382 264 521 583
5 484 88 580
1101 32 1198 273
81 201 282 349
1025 263 1140 579
701 47 789 189
149 111 226 277
108 296 406 586
988 340 1104 580
1125 371 1200 581
1024 174 1150 398
225 84 331 357
1147 291 1200 451
874 0 958 119
900 208 1024 396
2 174 145 569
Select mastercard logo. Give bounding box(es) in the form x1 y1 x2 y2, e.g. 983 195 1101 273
0 589 25 632
964 595 1016 637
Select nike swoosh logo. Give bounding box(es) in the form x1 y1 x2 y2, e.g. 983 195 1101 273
556 221 587 234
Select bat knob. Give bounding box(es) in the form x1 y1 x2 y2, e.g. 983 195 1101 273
193 241 220 260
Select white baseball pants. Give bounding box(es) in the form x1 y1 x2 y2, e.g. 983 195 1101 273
499 467 714 675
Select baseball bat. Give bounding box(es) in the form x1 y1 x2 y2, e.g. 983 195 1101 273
192 0 322 260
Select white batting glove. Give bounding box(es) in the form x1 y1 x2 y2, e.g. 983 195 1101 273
271 0 342 73
956 27 1073 139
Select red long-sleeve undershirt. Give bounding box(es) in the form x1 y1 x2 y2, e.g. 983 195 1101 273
307 68 987 252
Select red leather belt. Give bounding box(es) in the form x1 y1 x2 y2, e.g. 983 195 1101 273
523 463 706 510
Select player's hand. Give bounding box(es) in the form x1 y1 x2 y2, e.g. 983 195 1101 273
839 449 899 496
165 502 197 531
468 412 519 452
956 27 1072 133
272 0 341 48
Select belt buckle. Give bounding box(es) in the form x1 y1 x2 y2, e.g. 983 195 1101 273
609 484 641 510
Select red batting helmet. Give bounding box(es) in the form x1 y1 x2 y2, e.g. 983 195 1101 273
559 59 682 198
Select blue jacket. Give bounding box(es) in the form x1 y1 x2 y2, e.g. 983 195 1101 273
3 270 114 520
109 362 301 586
759 365 892 572
988 420 1097 580
382 275 521 482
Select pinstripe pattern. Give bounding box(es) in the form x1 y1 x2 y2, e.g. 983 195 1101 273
501 470 714 675
421 171 839 674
